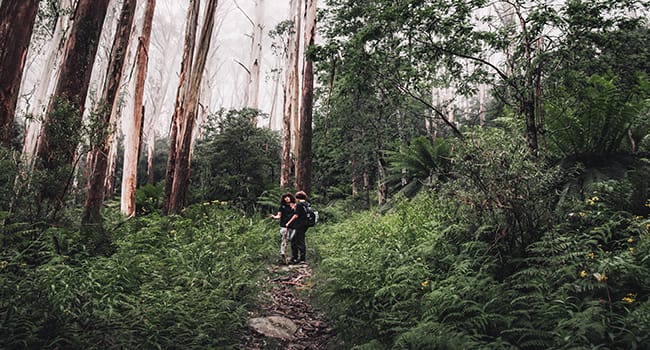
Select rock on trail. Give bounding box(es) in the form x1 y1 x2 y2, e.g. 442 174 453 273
239 263 340 349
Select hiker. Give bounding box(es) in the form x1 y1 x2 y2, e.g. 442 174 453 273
270 193 296 264
285 191 310 264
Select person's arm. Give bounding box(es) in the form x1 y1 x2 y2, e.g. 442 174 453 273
270 211 281 220
285 213 298 227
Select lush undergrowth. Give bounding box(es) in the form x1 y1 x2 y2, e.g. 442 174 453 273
313 194 650 349
311 139 650 349
1 203 276 349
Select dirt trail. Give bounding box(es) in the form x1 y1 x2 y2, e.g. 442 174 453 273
239 263 340 349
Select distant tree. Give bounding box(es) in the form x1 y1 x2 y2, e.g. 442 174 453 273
0 0 40 147
191 108 281 211
268 19 294 188
236 0 264 115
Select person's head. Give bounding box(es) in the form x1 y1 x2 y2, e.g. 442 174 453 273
281 193 295 204
295 191 309 202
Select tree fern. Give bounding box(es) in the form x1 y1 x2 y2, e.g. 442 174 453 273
384 136 451 197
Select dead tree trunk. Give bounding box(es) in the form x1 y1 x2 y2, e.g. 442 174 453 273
0 0 40 147
120 0 156 216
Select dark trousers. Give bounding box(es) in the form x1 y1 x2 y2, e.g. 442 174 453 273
290 227 307 261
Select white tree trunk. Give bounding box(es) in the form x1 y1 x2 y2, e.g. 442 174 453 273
121 0 156 216
248 0 264 113
21 0 72 162
290 0 302 168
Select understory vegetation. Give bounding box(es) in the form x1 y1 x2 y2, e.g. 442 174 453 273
4 128 648 349
1 203 276 349
312 132 650 349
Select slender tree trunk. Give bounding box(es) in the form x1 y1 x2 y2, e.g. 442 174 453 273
0 0 40 147
377 156 387 207
36 0 111 204
166 0 219 214
290 0 302 177
280 83 292 188
269 59 281 129
147 131 156 184
120 0 156 216
162 0 200 214
82 0 137 224
295 0 316 194
105 135 118 197
248 0 264 117
280 0 300 189
478 84 486 126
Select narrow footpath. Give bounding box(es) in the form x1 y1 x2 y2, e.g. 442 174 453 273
239 263 340 349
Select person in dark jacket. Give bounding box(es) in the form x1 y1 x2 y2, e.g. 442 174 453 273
284 191 310 264
270 193 295 264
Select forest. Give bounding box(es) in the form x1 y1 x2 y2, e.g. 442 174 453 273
1 0 650 349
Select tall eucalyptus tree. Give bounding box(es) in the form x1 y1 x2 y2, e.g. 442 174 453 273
295 0 317 194
82 0 137 225
121 0 157 217
36 0 110 208
0 0 40 147
164 0 219 214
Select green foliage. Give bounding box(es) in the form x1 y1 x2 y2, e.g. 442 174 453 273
311 133 650 349
135 182 164 215
450 128 565 258
191 108 281 212
545 73 650 155
0 203 275 349
0 147 18 214
385 136 451 197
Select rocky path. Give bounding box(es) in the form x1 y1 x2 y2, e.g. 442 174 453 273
239 263 340 349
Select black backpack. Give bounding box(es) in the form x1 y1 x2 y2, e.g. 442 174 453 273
303 202 318 227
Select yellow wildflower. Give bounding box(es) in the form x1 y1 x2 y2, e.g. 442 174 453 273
629 247 635 253
586 252 596 259
421 280 430 288
593 272 607 282
622 293 636 303
580 270 587 278
628 237 634 243
0 261 7 270
587 196 599 206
